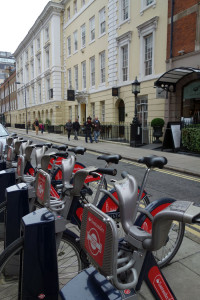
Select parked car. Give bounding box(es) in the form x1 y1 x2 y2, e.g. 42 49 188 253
0 123 9 150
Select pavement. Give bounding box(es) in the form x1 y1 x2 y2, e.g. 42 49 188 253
8 127 200 299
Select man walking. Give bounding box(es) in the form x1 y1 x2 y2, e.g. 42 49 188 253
84 117 93 143
65 119 73 141
73 119 80 140
93 116 101 143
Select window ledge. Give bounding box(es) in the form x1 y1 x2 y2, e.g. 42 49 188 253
140 1 156 16
89 39 95 45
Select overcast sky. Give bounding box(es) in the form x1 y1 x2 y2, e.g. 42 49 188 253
1 0 50 54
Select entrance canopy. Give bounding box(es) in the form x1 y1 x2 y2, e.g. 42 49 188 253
154 67 200 92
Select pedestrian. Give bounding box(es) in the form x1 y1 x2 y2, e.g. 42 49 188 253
84 116 93 143
73 118 80 140
65 119 73 141
39 122 44 134
34 118 39 135
93 116 101 143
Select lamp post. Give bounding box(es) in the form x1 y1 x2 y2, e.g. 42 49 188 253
130 77 141 147
15 82 28 134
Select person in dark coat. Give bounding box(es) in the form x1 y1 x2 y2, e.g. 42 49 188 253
84 117 93 143
73 119 80 140
65 119 73 141
93 116 101 142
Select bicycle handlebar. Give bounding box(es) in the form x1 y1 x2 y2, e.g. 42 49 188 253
90 168 117 176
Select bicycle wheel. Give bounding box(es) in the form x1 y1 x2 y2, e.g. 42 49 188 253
0 233 87 299
136 198 185 268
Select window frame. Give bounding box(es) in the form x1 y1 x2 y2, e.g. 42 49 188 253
81 24 86 49
89 16 95 43
99 51 106 84
68 68 72 89
67 36 71 56
74 65 78 90
74 30 78 53
82 61 86 90
140 0 156 15
90 56 95 88
119 0 130 25
99 7 106 36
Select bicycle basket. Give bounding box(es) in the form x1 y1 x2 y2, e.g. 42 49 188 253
80 203 118 278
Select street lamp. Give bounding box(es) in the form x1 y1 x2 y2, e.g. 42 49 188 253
15 82 28 134
130 77 141 147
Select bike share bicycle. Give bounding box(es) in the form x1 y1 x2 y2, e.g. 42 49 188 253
0 157 199 299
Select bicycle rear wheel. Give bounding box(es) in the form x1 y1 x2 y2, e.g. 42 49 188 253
0 232 87 299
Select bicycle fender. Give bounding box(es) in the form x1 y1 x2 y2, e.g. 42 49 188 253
135 197 176 234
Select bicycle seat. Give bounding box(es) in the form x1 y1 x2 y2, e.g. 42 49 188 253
68 146 86 155
138 155 167 169
52 144 68 151
97 154 122 164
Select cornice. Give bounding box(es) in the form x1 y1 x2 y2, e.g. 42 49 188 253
14 1 64 57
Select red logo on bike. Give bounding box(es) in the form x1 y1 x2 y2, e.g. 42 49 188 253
36 173 46 201
148 266 174 300
124 289 131 295
7 147 12 161
85 211 106 266
17 156 22 176
38 294 45 299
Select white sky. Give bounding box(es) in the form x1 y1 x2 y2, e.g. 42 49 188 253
1 0 50 54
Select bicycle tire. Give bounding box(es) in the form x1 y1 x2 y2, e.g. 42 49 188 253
0 232 87 299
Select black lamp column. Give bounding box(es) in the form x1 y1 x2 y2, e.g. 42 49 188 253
130 77 141 147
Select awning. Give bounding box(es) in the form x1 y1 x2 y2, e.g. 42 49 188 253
154 67 200 92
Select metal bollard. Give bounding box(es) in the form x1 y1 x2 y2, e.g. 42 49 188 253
21 208 59 300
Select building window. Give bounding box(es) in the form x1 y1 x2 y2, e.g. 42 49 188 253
120 0 130 23
90 56 95 87
74 65 78 90
74 30 78 52
45 26 49 41
68 68 72 89
74 0 77 14
46 49 50 69
32 86 35 104
31 44 34 56
67 36 71 56
144 34 152 76
141 0 156 14
46 78 50 100
91 103 95 119
82 61 86 89
100 51 105 84
37 55 41 74
82 0 85 7
137 16 158 78
26 50 28 61
26 65 29 82
37 37 40 50
38 83 41 102
101 101 105 122
99 7 106 36
81 24 86 48
122 45 128 81
90 16 95 42
67 7 70 20
31 61 34 79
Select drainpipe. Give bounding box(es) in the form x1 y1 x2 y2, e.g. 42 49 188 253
170 0 175 59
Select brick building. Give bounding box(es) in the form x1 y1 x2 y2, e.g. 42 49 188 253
155 0 200 128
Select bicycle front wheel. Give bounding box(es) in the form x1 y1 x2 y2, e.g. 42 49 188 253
0 233 87 299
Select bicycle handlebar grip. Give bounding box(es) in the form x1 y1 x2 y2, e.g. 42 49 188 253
93 168 117 176
121 171 128 178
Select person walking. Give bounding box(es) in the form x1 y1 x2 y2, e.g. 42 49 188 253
93 116 101 143
65 119 73 141
40 122 44 134
84 117 93 143
34 118 39 135
73 118 80 140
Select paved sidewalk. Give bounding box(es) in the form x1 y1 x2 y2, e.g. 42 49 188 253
8 127 200 299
